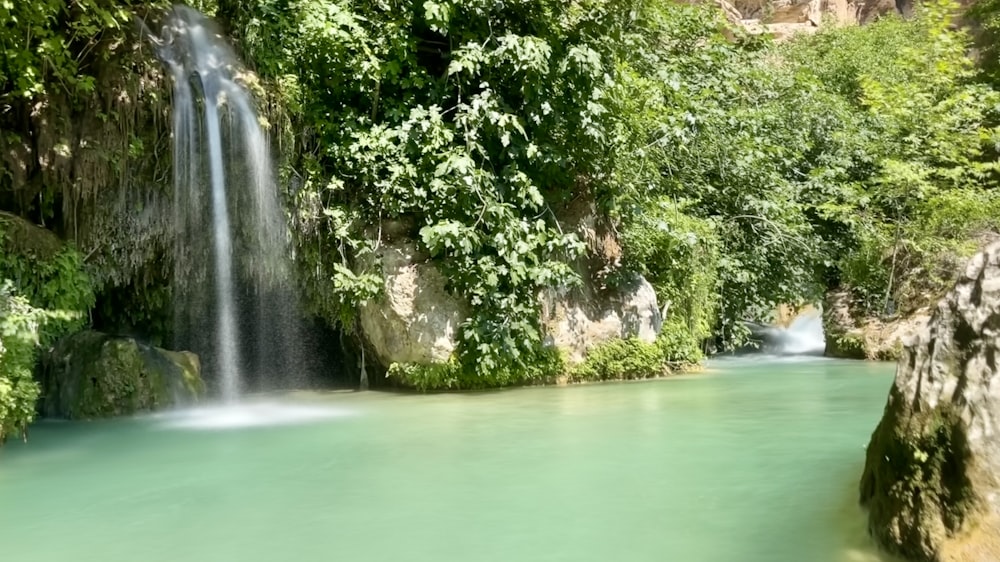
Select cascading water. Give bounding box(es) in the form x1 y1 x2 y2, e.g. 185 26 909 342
743 307 826 356
144 6 299 401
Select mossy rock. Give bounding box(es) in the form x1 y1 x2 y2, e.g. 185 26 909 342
38 331 204 419
0 211 63 259
825 330 867 359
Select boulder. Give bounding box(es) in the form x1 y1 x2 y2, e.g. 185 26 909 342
358 240 468 366
39 330 204 419
541 273 662 365
0 211 63 260
543 197 662 364
859 241 1000 561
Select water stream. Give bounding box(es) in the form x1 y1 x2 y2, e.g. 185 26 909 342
148 6 296 399
0 358 899 562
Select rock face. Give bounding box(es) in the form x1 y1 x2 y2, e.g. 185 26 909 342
541 273 662 364
39 331 204 419
358 240 468 366
823 289 930 360
358 232 662 369
697 0 906 42
860 242 1000 561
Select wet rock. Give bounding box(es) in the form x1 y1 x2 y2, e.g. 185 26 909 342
860 241 1000 561
39 330 204 419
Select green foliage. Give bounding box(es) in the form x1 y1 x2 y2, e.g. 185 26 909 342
0 0 171 103
784 1 1000 315
657 317 705 365
571 338 665 382
386 346 563 391
0 282 43 443
0 221 94 442
0 240 95 345
570 328 701 383
236 0 674 376
620 198 719 345
224 0 1000 367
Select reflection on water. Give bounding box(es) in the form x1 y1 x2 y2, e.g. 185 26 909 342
0 358 897 562
150 399 356 430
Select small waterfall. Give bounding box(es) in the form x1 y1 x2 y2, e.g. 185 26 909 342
145 6 297 400
744 307 826 356
774 310 825 355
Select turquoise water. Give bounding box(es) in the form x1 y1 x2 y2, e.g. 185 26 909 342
0 357 897 562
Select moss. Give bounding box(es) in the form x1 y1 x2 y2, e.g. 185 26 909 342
860 401 979 561
39 331 204 419
827 331 867 359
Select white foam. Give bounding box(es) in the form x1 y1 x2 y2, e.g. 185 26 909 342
152 400 355 430
776 309 826 355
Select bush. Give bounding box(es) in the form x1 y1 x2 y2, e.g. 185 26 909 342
0 221 95 443
386 347 564 391
0 283 44 443
620 198 719 348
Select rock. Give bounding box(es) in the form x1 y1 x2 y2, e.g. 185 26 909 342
541 272 662 365
38 330 204 419
0 211 64 260
543 197 662 364
358 240 468 366
824 290 869 359
733 0 821 23
823 289 929 360
357 229 662 370
859 241 1000 561
688 0 906 43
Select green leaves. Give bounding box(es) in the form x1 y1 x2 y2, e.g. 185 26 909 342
0 0 169 102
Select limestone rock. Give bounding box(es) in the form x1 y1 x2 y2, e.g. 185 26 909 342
541 273 662 365
357 233 662 370
689 0 906 43
859 241 1000 561
358 240 468 366
823 289 929 361
39 330 204 419
733 0 822 23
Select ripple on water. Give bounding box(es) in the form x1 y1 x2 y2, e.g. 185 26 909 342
151 400 356 431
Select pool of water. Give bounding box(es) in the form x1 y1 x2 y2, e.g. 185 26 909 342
0 357 899 562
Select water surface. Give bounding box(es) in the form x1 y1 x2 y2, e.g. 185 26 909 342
0 357 897 562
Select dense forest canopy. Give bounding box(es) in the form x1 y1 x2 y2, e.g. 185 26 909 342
4 0 1000 433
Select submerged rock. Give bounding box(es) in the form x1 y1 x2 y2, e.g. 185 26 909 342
39 331 204 419
860 242 1000 561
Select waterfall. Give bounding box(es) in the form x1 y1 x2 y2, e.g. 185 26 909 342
146 6 295 401
744 308 826 356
